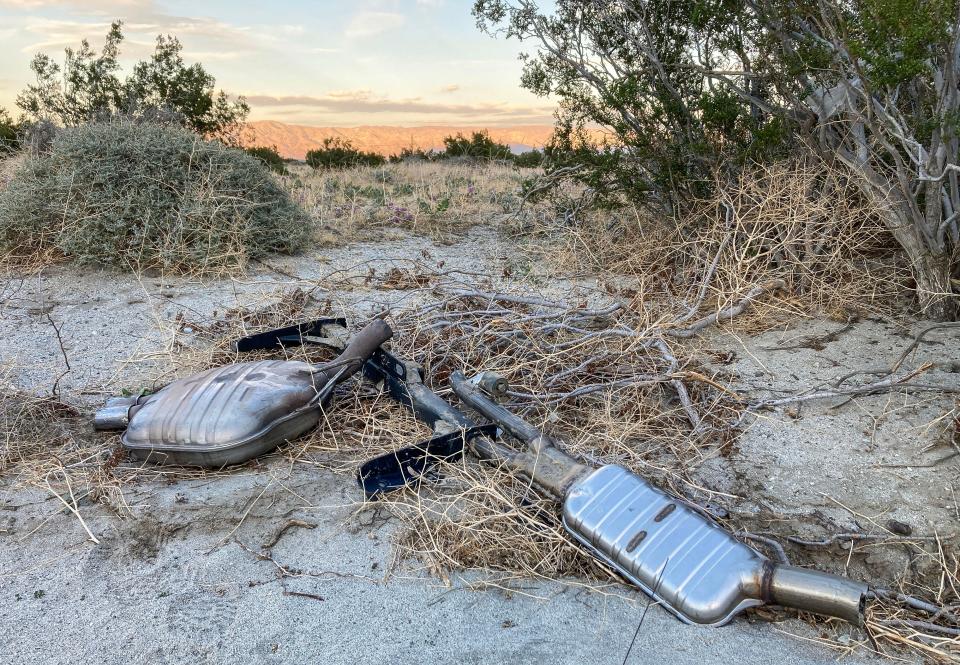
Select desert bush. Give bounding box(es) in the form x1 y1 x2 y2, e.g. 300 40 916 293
512 148 543 168
0 108 20 154
245 145 287 174
306 137 386 169
476 0 959 318
388 146 439 163
17 21 248 144
389 134 532 164
0 121 311 274
441 130 513 161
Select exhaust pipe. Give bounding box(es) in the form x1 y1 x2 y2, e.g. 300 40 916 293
767 565 867 626
93 395 142 430
450 371 867 627
562 464 867 626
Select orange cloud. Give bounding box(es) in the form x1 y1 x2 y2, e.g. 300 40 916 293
245 92 554 125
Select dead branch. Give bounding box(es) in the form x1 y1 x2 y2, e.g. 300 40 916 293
44 311 71 396
890 323 960 372
749 363 957 411
876 619 960 637
666 279 785 338
261 519 318 549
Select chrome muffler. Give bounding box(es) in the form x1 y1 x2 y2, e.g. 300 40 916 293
450 371 867 627
563 465 866 625
94 319 392 467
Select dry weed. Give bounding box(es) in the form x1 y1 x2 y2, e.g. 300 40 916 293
2 267 954 659
0 365 136 519
512 153 910 325
101 253 950 660
0 380 82 472
0 152 953 659
235 283 960 659
284 161 525 245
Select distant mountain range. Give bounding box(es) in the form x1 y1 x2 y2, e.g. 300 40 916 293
243 120 558 160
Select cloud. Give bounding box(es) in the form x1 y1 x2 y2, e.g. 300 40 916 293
178 50 247 61
440 84 459 93
416 0 444 6
0 0 152 10
16 18 122 52
344 11 405 39
327 88 373 99
245 92 553 123
12 13 265 59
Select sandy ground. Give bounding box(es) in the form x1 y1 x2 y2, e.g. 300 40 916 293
2 226 957 663
705 321 959 536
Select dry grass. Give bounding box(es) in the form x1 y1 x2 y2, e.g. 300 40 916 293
283 160 527 245
0 367 136 521
0 154 955 660
0 379 83 473
2 270 956 659
115 271 954 660
510 153 911 324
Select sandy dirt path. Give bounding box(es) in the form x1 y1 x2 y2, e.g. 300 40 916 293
3 227 957 663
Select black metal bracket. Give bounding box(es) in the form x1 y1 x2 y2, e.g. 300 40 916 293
359 348 503 498
364 349 470 429
357 423 498 498
233 317 348 353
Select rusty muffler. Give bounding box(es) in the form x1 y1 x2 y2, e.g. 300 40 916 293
450 371 867 627
94 319 392 467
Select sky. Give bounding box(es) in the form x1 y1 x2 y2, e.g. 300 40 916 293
0 0 555 127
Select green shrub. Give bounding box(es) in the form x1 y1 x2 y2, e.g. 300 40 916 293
306 137 385 169
441 131 513 161
245 145 287 174
386 132 518 163
388 146 438 163
0 108 18 154
475 0 960 317
0 121 311 274
512 149 543 168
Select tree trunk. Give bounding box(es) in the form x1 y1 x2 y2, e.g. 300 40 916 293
912 250 957 321
891 217 957 320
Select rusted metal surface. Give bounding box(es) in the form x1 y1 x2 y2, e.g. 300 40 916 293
97 319 393 467
121 359 324 466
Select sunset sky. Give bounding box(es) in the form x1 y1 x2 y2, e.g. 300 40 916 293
0 0 555 126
